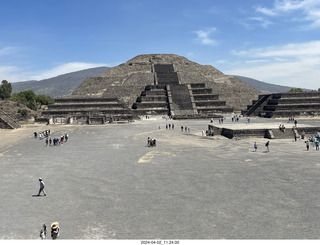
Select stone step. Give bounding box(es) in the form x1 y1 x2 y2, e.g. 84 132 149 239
193 94 219 100
192 88 213 94
132 102 169 109
195 101 226 107
137 96 168 102
49 103 125 109
154 64 175 73
42 109 130 115
264 104 320 111
190 83 206 88
197 107 233 113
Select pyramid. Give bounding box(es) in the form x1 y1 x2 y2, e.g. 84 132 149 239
43 54 261 123
71 54 260 112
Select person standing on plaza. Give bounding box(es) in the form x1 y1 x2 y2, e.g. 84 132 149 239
315 139 319 151
38 178 46 196
265 141 270 152
306 140 310 151
254 142 258 152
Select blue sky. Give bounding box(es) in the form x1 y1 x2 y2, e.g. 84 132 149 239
1 0 320 89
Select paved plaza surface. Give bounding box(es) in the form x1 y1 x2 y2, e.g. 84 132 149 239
0 116 320 239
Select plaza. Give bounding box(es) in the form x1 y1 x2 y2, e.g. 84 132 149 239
0 116 320 239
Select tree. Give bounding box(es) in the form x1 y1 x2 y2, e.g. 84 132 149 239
10 90 54 111
0 80 12 100
36 94 54 105
288 88 303 92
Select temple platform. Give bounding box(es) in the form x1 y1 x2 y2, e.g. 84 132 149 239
208 120 320 139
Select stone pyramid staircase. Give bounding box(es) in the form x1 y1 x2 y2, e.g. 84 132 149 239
132 64 232 118
190 83 233 114
0 109 21 129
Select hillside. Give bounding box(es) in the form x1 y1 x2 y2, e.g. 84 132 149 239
234 75 307 93
10 66 304 99
11 67 109 98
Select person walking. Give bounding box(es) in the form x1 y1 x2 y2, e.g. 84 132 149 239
306 140 310 151
38 178 46 196
265 141 270 152
254 142 258 152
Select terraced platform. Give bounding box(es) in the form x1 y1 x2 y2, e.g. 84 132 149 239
243 92 320 118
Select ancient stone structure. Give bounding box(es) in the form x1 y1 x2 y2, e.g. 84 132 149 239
44 54 260 123
243 92 320 118
0 109 20 129
42 98 133 124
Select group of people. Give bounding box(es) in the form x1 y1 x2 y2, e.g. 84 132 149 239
202 129 215 137
165 123 175 129
288 117 298 126
34 130 69 147
253 141 270 152
34 130 50 139
181 125 190 133
45 134 69 147
147 137 156 147
305 134 320 151
279 124 286 133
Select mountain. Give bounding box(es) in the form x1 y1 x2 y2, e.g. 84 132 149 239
233 75 307 93
11 66 305 99
11 67 109 98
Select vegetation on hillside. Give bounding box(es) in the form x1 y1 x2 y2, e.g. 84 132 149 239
10 90 54 110
1 80 54 111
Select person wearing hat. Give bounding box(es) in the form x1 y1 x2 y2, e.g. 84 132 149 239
51 222 60 239
37 178 46 196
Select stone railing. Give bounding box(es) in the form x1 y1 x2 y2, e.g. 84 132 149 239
0 109 21 129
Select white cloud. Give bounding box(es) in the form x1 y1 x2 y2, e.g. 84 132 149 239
0 46 18 56
0 66 24 83
225 41 320 89
194 28 217 45
255 0 320 28
249 17 273 28
232 40 320 57
1 62 110 83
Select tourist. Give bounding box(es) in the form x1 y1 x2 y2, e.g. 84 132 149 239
265 141 270 152
306 140 310 151
315 139 319 151
202 129 205 137
34 132 37 138
37 178 46 196
254 142 258 152
181 126 183 132
51 222 60 240
294 120 297 127
147 137 150 147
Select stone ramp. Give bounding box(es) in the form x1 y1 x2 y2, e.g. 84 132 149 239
0 109 20 129
244 92 320 118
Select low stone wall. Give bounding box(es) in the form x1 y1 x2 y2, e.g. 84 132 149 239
208 125 320 139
